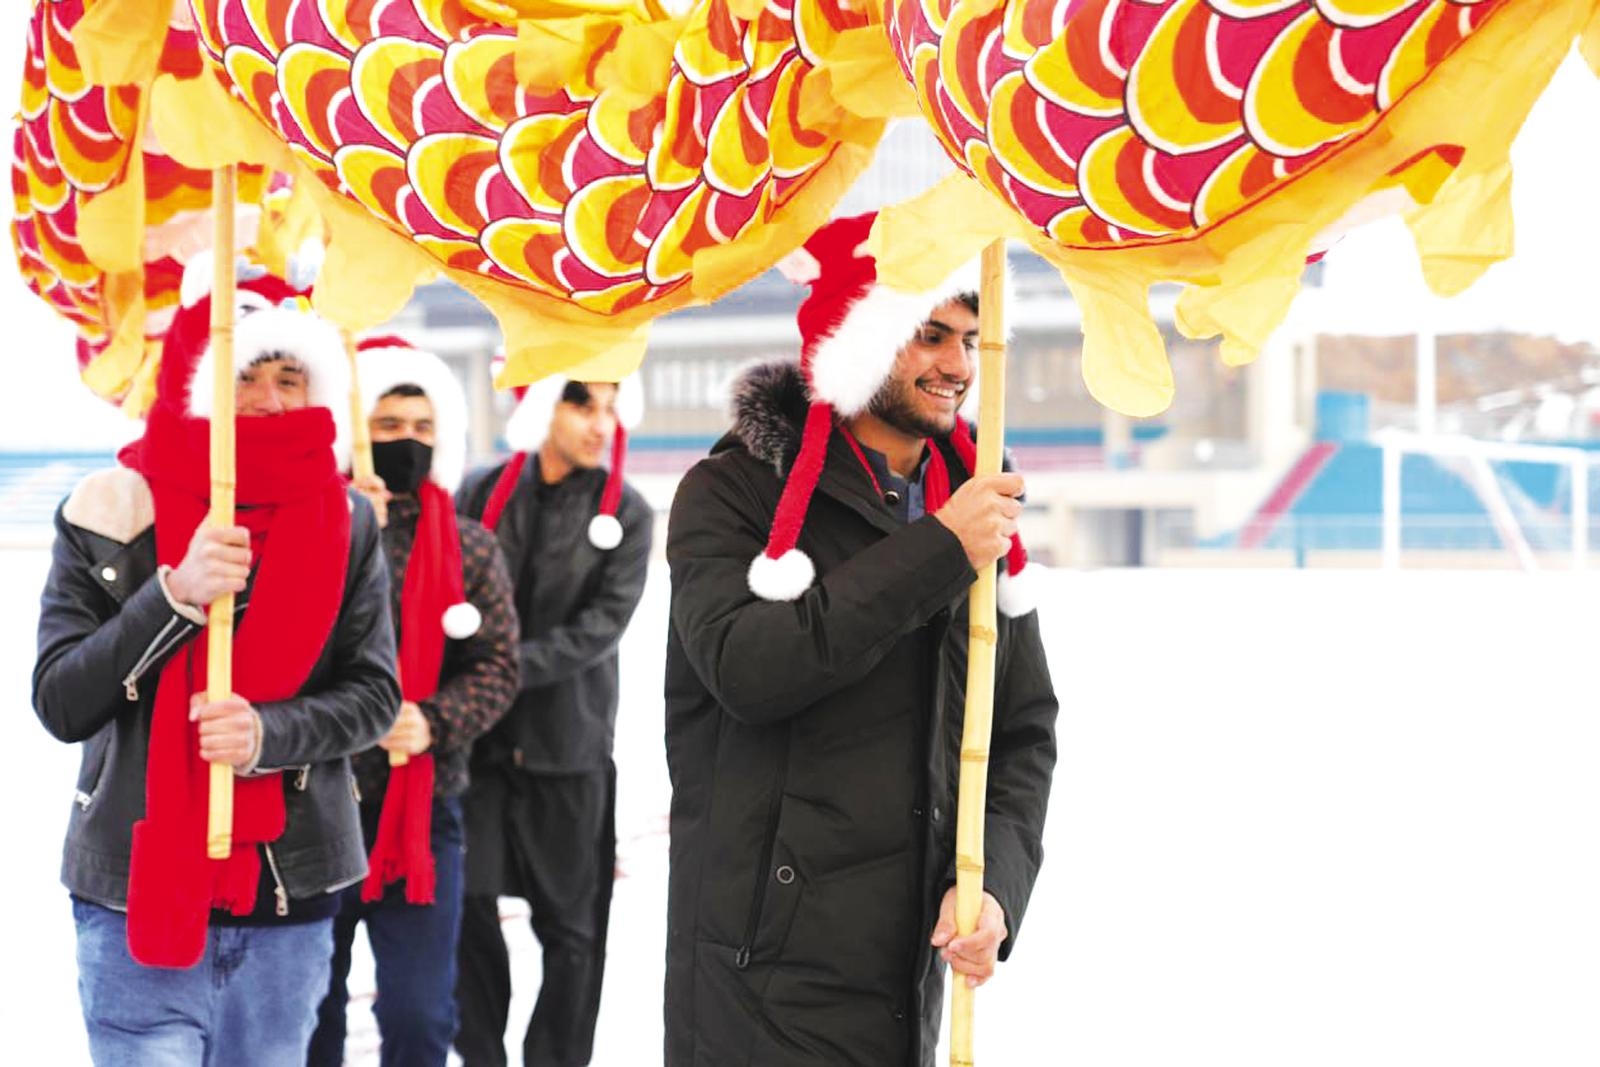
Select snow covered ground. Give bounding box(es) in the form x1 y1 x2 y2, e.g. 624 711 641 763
4 551 1599 1066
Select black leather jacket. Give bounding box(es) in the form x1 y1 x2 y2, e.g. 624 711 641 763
33 468 401 911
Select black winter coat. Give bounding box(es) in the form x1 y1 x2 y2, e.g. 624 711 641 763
456 458 652 777
663 363 1058 1067
34 468 401 911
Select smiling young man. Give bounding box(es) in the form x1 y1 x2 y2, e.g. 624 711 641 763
309 338 519 1067
33 266 400 1064
452 374 651 1067
662 212 1059 1067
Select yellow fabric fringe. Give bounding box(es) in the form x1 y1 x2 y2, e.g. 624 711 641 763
875 0 1596 417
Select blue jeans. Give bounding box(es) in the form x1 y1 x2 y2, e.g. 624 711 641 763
308 797 466 1067
73 898 333 1066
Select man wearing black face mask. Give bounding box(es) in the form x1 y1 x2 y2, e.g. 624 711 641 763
310 339 520 1067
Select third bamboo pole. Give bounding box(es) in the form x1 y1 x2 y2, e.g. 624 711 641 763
949 239 1008 1066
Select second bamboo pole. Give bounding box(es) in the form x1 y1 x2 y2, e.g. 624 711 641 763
949 238 1008 1067
345 331 409 768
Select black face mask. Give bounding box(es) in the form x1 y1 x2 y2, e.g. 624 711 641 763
372 438 434 495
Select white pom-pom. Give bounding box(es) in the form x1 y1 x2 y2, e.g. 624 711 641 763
588 513 624 550
776 247 821 285
747 549 816 601
997 563 1041 618
442 602 482 639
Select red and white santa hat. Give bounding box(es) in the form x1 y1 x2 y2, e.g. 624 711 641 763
750 211 1038 618
355 335 470 494
499 366 645 550
171 250 351 470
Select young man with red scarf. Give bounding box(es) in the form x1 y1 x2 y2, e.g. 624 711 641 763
32 264 402 1064
662 214 1058 1066
451 374 651 1067
308 338 519 1067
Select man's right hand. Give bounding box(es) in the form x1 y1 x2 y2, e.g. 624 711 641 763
351 473 391 529
166 525 251 608
934 473 1024 571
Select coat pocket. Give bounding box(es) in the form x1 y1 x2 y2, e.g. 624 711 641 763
734 787 799 970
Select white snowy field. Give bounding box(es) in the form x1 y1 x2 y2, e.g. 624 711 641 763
3 550 1599 1066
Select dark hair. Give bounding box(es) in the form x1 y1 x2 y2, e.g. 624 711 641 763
379 382 427 401
244 351 306 372
559 380 592 406
956 291 978 315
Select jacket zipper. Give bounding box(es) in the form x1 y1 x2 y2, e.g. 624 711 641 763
120 615 190 701
735 756 792 970
294 766 310 791
262 843 290 917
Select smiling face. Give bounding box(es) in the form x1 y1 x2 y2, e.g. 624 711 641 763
864 297 979 439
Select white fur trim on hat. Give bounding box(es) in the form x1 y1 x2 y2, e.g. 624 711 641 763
357 343 469 493
747 548 816 601
588 513 624 550
442 601 482 640
189 303 352 471
997 562 1041 618
503 374 645 453
807 257 1010 418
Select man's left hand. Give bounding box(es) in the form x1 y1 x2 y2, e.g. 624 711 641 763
930 887 1008 989
378 700 433 756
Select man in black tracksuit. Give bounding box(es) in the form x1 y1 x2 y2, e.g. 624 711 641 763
453 378 652 1067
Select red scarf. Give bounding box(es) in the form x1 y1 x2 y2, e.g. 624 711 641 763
121 404 351 968
360 480 462 904
480 451 528 532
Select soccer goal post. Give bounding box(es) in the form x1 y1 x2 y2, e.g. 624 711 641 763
1378 430 1599 571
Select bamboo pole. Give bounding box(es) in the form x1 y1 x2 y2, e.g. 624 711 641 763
949 238 1008 1067
206 167 238 861
346 331 375 484
344 331 410 769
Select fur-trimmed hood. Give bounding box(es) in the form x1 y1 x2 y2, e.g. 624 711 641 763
725 361 812 477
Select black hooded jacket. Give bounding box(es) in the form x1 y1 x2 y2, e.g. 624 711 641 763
663 362 1059 1067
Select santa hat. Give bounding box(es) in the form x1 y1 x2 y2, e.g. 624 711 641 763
167 250 351 470
749 211 1038 616
355 335 469 494
497 368 645 550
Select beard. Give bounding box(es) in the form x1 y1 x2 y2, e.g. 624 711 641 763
866 374 960 439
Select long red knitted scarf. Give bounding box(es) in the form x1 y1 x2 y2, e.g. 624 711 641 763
121 404 350 968
360 480 462 904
